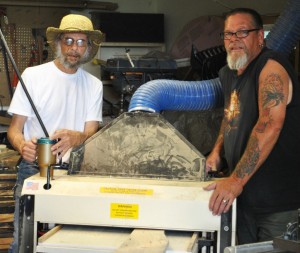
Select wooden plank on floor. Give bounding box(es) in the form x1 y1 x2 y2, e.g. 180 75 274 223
0 213 13 223
0 182 15 190
0 237 12 244
0 190 14 196
0 149 17 252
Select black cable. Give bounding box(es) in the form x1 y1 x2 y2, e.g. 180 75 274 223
0 28 49 137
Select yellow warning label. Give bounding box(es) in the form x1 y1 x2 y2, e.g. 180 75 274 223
111 203 139 219
100 187 153 195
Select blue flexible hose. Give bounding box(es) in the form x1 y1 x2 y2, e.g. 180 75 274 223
266 0 300 55
128 78 223 112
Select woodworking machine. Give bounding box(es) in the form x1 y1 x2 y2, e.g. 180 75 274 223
19 112 236 253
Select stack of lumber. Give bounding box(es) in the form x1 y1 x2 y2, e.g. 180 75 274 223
0 147 19 253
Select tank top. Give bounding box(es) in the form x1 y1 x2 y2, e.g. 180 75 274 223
219 48 300 214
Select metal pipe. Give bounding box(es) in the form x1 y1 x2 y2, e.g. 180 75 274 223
0 28 49 137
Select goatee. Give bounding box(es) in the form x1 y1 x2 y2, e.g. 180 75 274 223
55 44 90 69
227 53 248 70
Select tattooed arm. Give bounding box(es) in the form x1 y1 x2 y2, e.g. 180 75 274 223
204 59 291 215
233 59 290 186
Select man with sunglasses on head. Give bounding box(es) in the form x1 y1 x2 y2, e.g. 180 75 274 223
204 8 300 244
7 14 104 252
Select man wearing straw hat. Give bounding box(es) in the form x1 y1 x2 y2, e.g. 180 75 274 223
7 14 104 252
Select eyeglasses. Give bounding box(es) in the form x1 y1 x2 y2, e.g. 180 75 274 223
220 29 260 40
62 37 87 47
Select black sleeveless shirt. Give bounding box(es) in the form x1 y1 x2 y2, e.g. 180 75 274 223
219 48 300 214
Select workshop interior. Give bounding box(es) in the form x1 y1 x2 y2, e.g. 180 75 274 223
0 0 300 253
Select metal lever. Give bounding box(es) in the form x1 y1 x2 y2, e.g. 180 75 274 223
43 164 61 190
125 48 134 67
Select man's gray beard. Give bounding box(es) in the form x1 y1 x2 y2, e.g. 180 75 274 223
227 53 248 70
55 44 90 69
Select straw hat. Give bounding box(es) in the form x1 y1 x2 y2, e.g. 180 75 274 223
46 14 104 63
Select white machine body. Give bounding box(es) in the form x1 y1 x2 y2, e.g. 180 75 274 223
22 171 236 252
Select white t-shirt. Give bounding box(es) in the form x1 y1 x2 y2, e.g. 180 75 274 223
8 61 103 161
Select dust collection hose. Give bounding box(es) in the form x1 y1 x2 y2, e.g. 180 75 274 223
265 0 300 55
129 0 300 113
129 78 223 112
